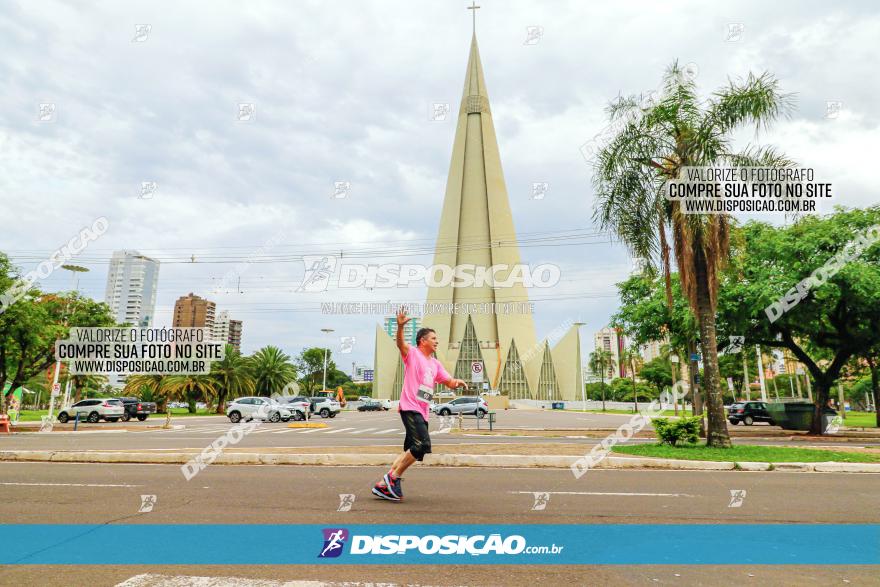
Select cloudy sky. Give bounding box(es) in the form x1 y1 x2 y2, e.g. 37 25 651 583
1 0 877 374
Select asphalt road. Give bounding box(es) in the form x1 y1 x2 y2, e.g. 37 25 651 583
5 411 877 452
0 462 877 586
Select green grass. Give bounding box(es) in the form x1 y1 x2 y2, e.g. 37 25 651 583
840 411 879 428
573 409 681 416
151 408 218 417
10 410 48 422
613 443 880 463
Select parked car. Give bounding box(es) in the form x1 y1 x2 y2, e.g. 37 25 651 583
309 396 341 418
226 397 294 423
431 396 489 418
112 397 157 422
358 400 387 412
727 401 777 426
57 399 125 423
357 396 372 403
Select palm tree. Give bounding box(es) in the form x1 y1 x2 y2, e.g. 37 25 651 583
588 349 615 411
69 373 108 403
123 374 168 411
249 346 297 396
593 62 794 447
163 374 218 414
211 345 255 414
623 347 644 412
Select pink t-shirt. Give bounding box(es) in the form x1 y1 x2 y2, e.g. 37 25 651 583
398 348 451 420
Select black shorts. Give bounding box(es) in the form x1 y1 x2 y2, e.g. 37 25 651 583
400 410 431 461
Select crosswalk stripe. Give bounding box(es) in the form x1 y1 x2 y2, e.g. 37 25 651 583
358 428 378 434
270 429 292 434
375 428 400 434
323 427 356 434
295 428 322 433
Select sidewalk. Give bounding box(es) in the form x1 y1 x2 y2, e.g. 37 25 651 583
3 443 879 473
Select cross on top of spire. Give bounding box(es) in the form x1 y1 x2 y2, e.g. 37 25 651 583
467 1 480 35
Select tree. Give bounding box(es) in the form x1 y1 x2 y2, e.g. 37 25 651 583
163 374 219 413
69 373 108 403
0 258 115 414
641 356 673 397
123 375 168 412
296 347 334 394
622 347 644 411
612 273 701 419
250 346 297 396
588 349 615 411
593 62 794 447
719 207 880 433
210 344 255 414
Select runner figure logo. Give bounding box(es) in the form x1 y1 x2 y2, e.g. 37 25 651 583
318 528 349 558
139 494 157 513
337 494 355 512
728 489 747 508
531 492 550 511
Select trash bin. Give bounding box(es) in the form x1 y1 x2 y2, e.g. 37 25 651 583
551 402 564 410
766 402 813 431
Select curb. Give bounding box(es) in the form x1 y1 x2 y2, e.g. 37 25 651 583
1 450 879 473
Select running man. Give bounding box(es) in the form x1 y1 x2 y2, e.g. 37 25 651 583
372 308 468 501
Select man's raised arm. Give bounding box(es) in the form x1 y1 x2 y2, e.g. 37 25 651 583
396 308 411 358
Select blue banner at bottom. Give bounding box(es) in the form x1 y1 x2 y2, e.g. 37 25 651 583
2 524 878 565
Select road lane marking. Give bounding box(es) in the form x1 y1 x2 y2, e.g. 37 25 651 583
375 428 400 434
1 482 141 487
323 428 356 434
510 491 695 497
116 575 437 587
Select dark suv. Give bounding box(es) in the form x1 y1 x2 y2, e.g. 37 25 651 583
727 401 776 426
112 397 158 422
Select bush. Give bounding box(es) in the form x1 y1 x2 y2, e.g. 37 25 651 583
652 416 701 446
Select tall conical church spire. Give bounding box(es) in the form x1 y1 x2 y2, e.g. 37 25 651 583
421 30 539 391
373 22 582 403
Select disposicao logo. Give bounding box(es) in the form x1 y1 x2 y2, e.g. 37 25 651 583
318 528 349 558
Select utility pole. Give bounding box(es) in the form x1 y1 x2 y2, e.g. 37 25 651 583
756 345 768 403
320 328 335 393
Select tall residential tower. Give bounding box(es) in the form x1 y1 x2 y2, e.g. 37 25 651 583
104 250 160 327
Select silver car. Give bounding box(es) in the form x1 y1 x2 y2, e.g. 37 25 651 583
57 399 125 423
431 396 489 418
226 397 294 423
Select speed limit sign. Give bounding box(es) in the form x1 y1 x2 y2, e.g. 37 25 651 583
470 361 484 383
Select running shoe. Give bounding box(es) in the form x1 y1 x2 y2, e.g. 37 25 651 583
383 472 403 499
372 482 400 502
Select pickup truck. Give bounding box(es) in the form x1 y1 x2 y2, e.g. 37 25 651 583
112 397 158 422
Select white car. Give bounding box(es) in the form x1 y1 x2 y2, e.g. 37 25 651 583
226 397 294 423
309 397 341 418
57 399 125 423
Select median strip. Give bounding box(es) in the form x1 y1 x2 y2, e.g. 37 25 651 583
1 449 879 473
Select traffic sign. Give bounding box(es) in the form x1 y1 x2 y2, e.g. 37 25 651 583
363 369 374 382
51 383 61 397
470 361 484 383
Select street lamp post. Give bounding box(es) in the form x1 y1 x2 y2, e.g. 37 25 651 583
48 265 89 422
318 328 335 421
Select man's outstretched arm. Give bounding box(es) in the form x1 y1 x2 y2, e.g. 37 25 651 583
396 307 411 358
